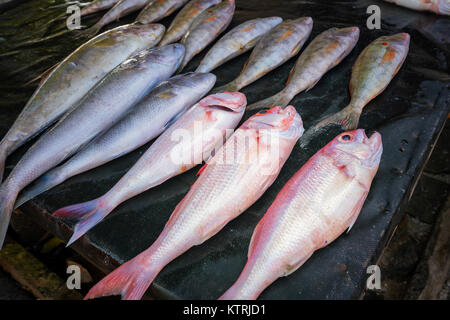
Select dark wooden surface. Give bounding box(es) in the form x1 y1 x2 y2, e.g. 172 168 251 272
0 0 449 299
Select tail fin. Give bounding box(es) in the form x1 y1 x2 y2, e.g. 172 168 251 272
314 105 362 131
210 80 241 94
15 168 66 209
0 184 18 250
75 24 101 39
246 89 292 111
84 252 160 300
53 196 113 246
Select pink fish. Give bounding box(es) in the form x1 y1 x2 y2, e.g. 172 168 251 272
84 106 304 300
220 129 382 300
384 0 449 15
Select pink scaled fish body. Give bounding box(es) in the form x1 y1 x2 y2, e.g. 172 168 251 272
85 105 304 300
220 129 383 300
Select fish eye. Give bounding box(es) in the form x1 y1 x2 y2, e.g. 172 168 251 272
339 134 353 142
257 110 268 115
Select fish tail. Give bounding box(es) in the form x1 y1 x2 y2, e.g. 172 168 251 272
0 184 18 250
15 168 66 209
84 251 159 300
246 89 292 111
211 80 241 94
53 196 113 246
315 105 362 131
75 23 101 39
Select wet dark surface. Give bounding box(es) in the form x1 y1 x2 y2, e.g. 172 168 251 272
0 0 449 299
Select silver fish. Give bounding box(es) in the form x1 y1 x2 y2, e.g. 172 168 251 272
212 17 313 93
196 16 283 73
0 23 165 183
15 72 216 209
158 0 222 47
178 0 235 72
247 26 360 110
0 44 185 249
136 0 189 24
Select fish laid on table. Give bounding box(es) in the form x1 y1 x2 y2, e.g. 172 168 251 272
52 92 247 246
136 0 189 24
178 0 235 72
212 17 313 93
313 33 410 131
158 0 222 47
82 0 155 37
84 106 304 300
0 23 165 183
247 26 360 111
195 16 283 73
383 0 449 15
0 44 185 250
220 129 383 300
15 72 216 209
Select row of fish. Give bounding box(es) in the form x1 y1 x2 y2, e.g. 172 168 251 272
0 1 412 300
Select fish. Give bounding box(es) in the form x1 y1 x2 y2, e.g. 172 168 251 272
383 0 449 15
0 23 165 183
212 17 313 93
80 0 121 16
15 72 216 209
247 26 360 111
195 16 283 73
0 44 185 250
81 0 155 37
177 0 236 72
219 129 383 300
313 33 410 131
136 0 190 24
158 0 222 47
84 105 304 300
52 92 247 246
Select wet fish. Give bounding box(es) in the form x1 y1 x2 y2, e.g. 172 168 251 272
136 0 190 24
178 0 236 72
196 16 283 73
0 23 165 183
158 0 222 47
220 129 383 300
15 72 216 209
0 44 185 250
80 0 121 16
247 26 360 111
52 92 246 246
212 17 313 93
384 0 449 15
84 105 304 300
82 0 155 37
313 33 410 131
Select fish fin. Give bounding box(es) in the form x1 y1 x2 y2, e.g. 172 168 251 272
437 0 450 15
84 253 159 300
0 184 18 250
246 90 291 111
314 105 362 131
196 163 208 176
53 197 112 246
247 218 264 258
163 110 185 130
283 252 313 277
74 24 101 39
210 81 240 94
24 61 60 87
347 192 368 233
15 168 65 209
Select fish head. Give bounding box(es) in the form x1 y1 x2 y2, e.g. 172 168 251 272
327 129 383 171
243 106 304 141
374 33 410 55
114 23 166 43
198 92 247 125
125 43 186 71
170 72 217 93
331 26 360 44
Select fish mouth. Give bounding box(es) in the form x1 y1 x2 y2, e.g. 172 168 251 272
199 92 247 113
356 129 383 167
